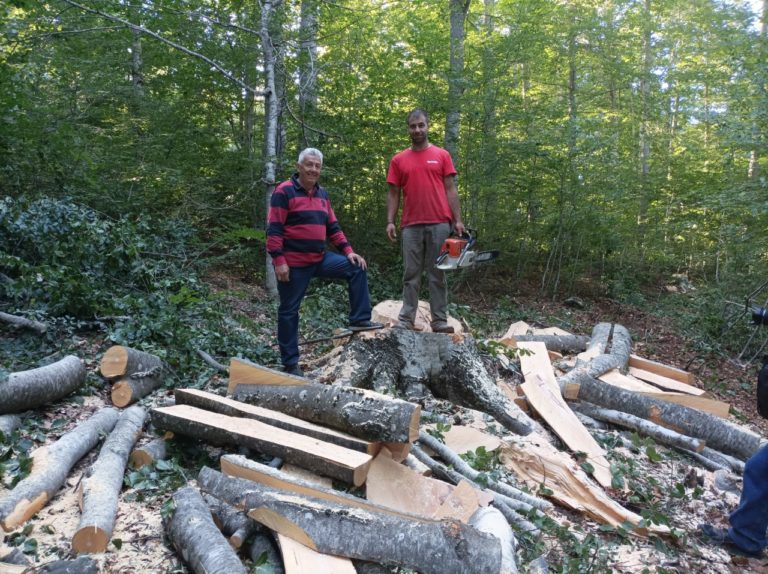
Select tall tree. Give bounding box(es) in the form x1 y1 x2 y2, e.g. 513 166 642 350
445 0 471 162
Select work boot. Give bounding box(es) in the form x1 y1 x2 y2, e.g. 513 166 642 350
393 320 415 330
349 320 384 332
432 324 455 334
698 524 765 559
283 364 304 377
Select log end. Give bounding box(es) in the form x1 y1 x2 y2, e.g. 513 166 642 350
1 492 49 532
100 346 129 379
72 526 110 554
111 380 134 408
407 404 421 443
129 450 153 469
352 459 372 487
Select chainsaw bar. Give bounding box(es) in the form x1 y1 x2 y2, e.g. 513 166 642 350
474 250 499 263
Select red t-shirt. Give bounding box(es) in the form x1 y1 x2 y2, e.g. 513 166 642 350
387 145 457 227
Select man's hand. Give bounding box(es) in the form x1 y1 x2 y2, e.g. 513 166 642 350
386 223 397 242
347 252 368 270
275 264 290 282
454 221 466 237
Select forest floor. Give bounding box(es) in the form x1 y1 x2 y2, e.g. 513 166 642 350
1 270 767 573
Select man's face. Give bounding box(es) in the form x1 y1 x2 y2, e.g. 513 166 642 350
407 114 429 146
296 155 322 188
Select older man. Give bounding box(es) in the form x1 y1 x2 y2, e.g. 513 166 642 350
267 148 381 376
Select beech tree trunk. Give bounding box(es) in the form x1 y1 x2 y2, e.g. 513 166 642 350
164 486 248 574
36 556 99 574
576 376 761 460
557 324 632 393
0 311 47 334
0 414 22 439
0 355 86 414
318 329 536 436
198 467 503 574
111 374 164 408
99 345 165 380
512 334 589 353
202 492 261 548
0 408 119 531
72 406 146 554
233 382 420 444
129 437 168 468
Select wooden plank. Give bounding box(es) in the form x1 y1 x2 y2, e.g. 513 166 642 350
439 425 502 455
599 369 666 393
638 392 730 419
278 466 357 574
152 405 371 486
629 355 695 385
517 342 613 489
381 441 411 462
500 320 531 340
533 326 573 337
175 388 380 456
431 480 480 523
628 367 705 396
228 357 307 394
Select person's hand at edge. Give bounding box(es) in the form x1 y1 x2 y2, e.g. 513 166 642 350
347 252 368 270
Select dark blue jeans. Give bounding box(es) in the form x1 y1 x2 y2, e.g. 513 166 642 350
277 252 372 368
729 443 768 553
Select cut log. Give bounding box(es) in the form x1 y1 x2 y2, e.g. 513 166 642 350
164 486 247 574
570 402 706 452
499 436 670 537
517 342 614 489
575 376 762 460
0 311 47 335
0 356 85 415
575 323 613 365
0 408 119 532
248 533 285 574
470 506 519 574
506 334 589 354
0 415 22 440
111 374 164 408
202 493 260 548
198 467 502 574
174 388 379 455
629 354 695 385
72 406 146 554
99 345 165 380
36 556 99 574
151 405 372 486
231 381 420 444
129 437 168 468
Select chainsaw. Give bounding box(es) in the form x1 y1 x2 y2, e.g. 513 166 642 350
435 229 499 271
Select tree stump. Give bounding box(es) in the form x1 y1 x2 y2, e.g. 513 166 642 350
317 329 536 436
0 356 86 415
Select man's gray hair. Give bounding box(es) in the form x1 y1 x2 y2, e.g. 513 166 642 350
298 148 323 164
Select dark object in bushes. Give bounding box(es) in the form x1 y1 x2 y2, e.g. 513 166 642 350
752 306 768 326
758 357 768 419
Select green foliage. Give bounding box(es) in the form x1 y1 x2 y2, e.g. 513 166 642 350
425 422 452 442
5 524 38 557
124 458 187 502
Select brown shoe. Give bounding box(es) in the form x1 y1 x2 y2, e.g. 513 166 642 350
432 324 454 334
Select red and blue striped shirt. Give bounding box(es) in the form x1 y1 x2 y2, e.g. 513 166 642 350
267 173 353 267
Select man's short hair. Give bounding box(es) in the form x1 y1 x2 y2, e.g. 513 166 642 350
298 148 323 164
407 108 429 125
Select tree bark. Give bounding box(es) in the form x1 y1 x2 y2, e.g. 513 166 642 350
202 493 261 548
557 324 632 393
99 345 165 380
72 406 146 554
111 374 164 408
164 486 248 574
512 334 589 353
0 408 119 531
0 311 47 335
571 402 705 453
36 556 99 574
0 415 22 439
198 467 502 574
129 437 168 468
444 0 471 160
0 355 85 414
233 381 420 444
175 388 378 454
576 376 762 460
318 330 536 436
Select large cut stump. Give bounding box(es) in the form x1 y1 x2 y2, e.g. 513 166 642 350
72 406 146 554
317 329 536 436
199 467 502 574
0 356 85 414
164 486 247 574
0 408 119 531
372 299 463 333
232 381 420 444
